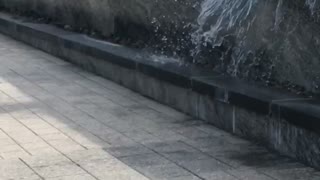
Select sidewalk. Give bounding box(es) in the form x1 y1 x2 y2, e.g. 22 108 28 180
0 33 319 180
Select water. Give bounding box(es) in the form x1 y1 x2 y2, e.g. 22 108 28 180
189 0 320 91
306 0 319 15
191 0 259 75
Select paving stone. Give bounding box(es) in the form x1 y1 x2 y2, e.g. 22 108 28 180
0 143 24 153
264 167 320 180
162 150 212 163
92 169 149 180
147 129 189 142
46 174 96 180
134 163 192 180
1 150 31 159
27 147 61 156
32 127 61 135
178 158 231 175
33 162 86 178
9 134 42 144
65 149 114 162
0 159 40 180
119 153 172 168
105 143 153 157
79 158 130 172
176 126 211 139
144 141 197 153
215 150 293 169
40 133 70 141
0 130 9 139
22 154 71 167
162 175 202 180
198 170 238 180
99 133 137 147
123 129 162 144
0 138 16 146
47 139 86 153
227 168 274 180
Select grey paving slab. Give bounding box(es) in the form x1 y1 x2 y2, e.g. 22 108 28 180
264 167 320 180
119 153 172 168
144 140 197 153
177 158 232 175
198 171 238 180
22 154 71 167
134 163 193 180
0 159 41 180
64 149 114 162
33 161 87 178
161 150 212 163
46 174 96 180
105 143 153 158
0 32 319 180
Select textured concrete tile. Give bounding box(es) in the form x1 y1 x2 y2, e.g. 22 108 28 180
162 150 211 163
164 175 202 180
178 158 231 175
135 163 192 180
93 169 149 180
105 143 153 157
174 126 212 139
32 127 61 135
0 138 16 146
146 129 188 142
22 119 53 129
119 153 172 168
0 130 9 139
183 136 237 153
46 174 96 180
264 167 320 180
40 133 70 141
0 159 40 180
1 150 31 159
123 129 161 144
215 150 291 169
99 133 137 147
22 154 70 167
47 139 86 153
27 147 61 157
227 169 274 180
33 162 86 178
144 141 197 153
198 171 237 180
9 134 42 144
79 158 129 172
65 149 113 162
0 144 24 153
1 125 29 134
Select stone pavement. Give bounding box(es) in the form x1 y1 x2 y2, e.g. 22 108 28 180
0 33 319 180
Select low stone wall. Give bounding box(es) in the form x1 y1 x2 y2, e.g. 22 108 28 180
1 12 320 169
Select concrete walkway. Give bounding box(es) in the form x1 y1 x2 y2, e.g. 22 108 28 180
0 33 319 180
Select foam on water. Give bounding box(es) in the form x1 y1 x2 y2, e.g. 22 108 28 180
190 0 319 77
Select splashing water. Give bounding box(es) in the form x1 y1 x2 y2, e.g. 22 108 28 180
191 0 261 75
190 0 320 82
306 0 318 15
192 0 257 50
